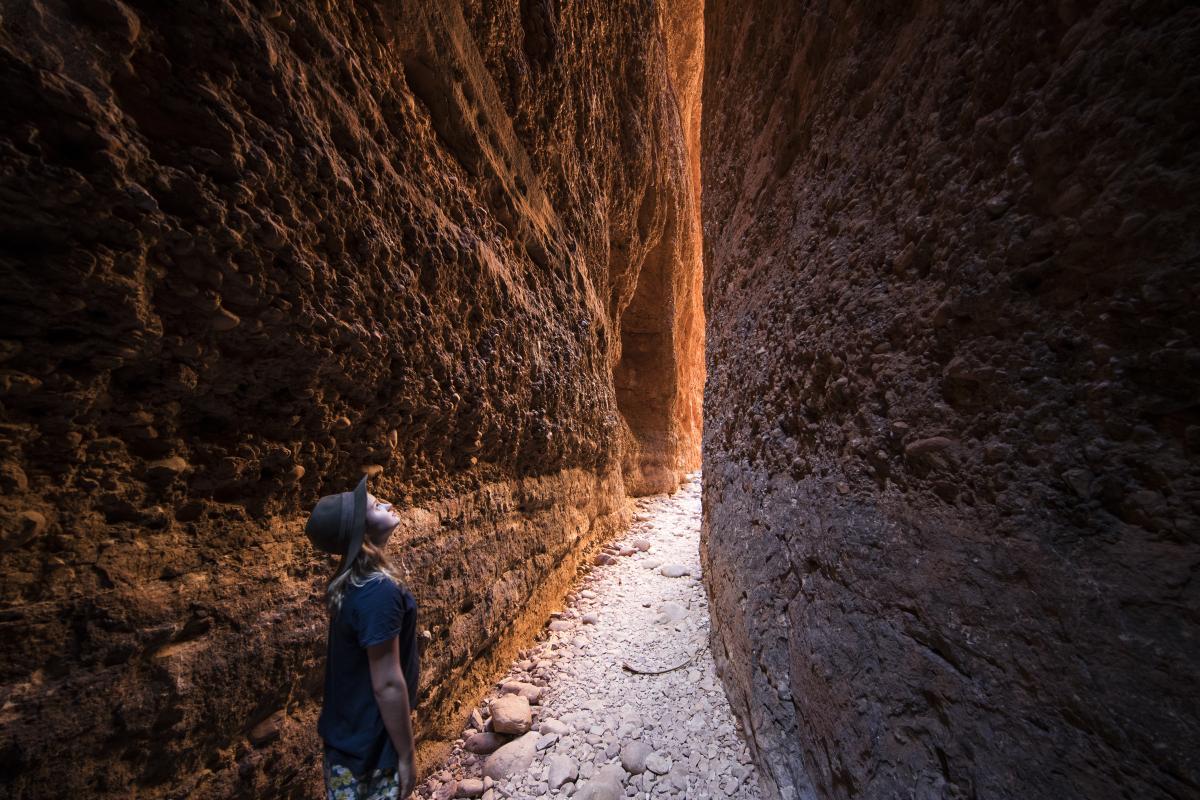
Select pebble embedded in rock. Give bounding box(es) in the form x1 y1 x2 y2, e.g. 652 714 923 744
211 307 241 331
247 710 284 746
146 456 189 480
6 510 46 545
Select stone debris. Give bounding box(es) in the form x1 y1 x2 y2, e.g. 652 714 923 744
645 752 671 775
415 475 762 799
574 780 621 800
546 754 578 789
619 741 652 774
538 718 571 736
500 681 543 705
488 695 532 735
482 731 538 780
463 732 505 755
455 778 484 797
656 602 688 623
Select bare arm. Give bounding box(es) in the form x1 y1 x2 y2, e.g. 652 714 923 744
367 638 415 796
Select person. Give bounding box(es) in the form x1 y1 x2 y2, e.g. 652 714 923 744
305 475 419 800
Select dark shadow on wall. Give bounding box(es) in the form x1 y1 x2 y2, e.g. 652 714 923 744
615 181 685 496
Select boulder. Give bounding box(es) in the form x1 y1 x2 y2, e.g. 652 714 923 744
488 694 532 735
482 731 538 780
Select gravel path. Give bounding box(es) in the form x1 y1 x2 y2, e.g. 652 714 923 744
415 473 763 800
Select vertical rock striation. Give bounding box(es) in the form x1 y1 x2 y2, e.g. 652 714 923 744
0 1 702 797
607 0 705 495
701 2 1200 799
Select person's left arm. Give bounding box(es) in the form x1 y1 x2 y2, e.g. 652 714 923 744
367 637 415 798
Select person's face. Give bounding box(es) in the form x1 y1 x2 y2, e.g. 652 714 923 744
365 493 401 543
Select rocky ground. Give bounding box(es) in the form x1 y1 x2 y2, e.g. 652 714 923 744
414 474 761 800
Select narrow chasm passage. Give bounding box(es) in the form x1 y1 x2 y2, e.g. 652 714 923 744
414 475 762 800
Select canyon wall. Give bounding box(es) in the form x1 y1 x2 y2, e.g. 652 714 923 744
701 2 1199 799
0 0 702 797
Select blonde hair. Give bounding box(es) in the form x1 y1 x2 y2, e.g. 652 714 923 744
327 536 405 614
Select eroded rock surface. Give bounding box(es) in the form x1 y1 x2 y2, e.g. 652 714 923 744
701 2 1200 799
0 1 701 796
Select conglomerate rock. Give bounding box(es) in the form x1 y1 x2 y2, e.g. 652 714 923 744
0 1 701 797
700 2 1200 799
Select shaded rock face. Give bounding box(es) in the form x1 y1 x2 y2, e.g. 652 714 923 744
0 1 701 797
701 3 1199 800
611 0 705 495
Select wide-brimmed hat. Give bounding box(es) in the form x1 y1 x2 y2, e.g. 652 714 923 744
305 475 369 582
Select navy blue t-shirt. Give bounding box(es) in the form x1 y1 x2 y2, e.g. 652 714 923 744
318 576 419 777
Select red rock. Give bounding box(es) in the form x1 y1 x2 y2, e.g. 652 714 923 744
248 711 285 747
0 1 703 795
146 456 189 481
1 510 47 550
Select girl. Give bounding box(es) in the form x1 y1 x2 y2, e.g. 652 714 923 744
305 475 419 799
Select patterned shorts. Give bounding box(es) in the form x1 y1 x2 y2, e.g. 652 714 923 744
323 755 401 800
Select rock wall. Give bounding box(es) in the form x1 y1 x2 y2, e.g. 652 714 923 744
701 2 1200 799
0 0 702 797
